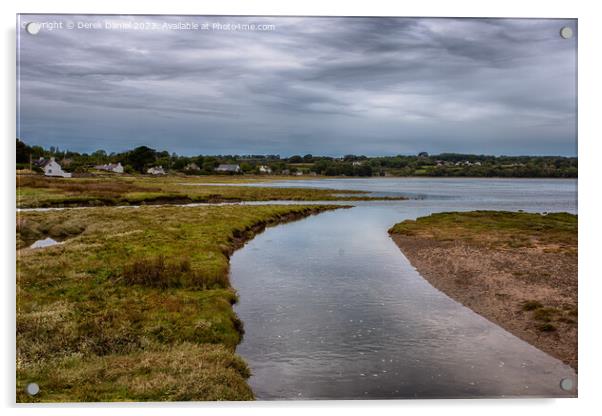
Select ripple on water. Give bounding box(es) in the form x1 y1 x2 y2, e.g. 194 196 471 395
230 181 577 399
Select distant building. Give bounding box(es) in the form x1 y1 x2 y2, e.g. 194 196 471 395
95 162 124 173
294 171 304 176
455 161 473 166
258 165 272 174
215 164 241 173
147 166 166 175
281 169 290 175
352 161 363 166
418 152 429 157
37 157 72 178
183 163 200 172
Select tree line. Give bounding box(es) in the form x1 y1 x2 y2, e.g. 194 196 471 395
16 139 577 178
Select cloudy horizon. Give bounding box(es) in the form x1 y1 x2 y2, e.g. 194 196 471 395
17 15 577 157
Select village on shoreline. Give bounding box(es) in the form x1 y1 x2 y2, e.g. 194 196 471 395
17 139 577 179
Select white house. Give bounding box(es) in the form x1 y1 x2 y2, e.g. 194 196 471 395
39 157 72 178
183 163 200 172
258 165 272 174
455 161 473 166
215 164 241 173
147 166 166 175
95 162 124 173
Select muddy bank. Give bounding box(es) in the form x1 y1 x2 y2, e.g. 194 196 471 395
389 211 577 370
226 205 349 258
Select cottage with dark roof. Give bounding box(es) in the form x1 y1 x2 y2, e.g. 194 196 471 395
95 162 124 173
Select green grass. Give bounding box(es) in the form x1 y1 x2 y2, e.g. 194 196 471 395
388 210 577 252
17 204 342 401
17 175 405 208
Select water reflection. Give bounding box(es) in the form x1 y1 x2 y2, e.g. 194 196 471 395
230 179 577 399
29 237 61 249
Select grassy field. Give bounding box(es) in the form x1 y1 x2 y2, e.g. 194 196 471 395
16 204 343 402
389 210 577 253
16 175 402 208
389 211 578 369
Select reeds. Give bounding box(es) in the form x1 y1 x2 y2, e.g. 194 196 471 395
122 255 229 289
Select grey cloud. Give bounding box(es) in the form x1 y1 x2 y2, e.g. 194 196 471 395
17 15 576 156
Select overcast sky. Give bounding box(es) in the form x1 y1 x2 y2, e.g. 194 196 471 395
17 15 577 156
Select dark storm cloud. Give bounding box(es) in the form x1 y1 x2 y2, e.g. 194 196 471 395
17 15 577 156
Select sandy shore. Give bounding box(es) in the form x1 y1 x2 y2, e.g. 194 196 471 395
389 211 577 370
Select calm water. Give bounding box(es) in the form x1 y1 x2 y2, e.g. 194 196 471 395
230 178 577 399
29 237 61 249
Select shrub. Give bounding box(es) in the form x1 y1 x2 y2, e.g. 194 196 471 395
533 307 558 322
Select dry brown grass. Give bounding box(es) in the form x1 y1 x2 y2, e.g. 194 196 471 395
121 255 229 289
17 175 157 196
17 174 405 208
17 343 253 402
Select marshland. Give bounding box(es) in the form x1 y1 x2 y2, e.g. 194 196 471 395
17 202 345 401
17 175 578 400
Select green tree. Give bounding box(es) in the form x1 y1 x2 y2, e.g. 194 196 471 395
127 146 157 172
240 162 253 173
202 157 219 174
16 139 31 164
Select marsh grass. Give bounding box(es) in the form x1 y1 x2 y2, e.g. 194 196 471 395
521 300 543 311
532 307 559 322
388 210 577 253
17 343 254 402
17 204 341 401
519 301 574 332
121 255 229 289
536 323 557 332
16 175 403 208
18 175 158 195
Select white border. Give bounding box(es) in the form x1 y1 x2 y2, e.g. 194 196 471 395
3 1 600 415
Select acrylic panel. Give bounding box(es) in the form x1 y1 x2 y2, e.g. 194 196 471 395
16 14 577 402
